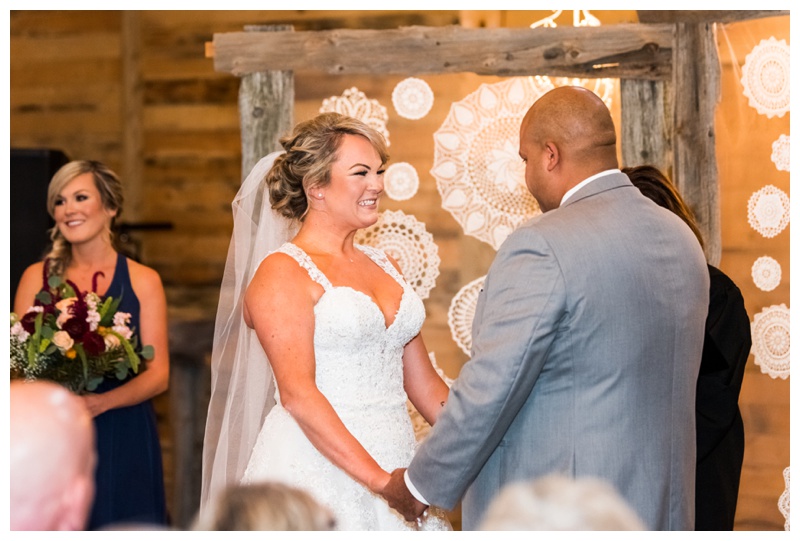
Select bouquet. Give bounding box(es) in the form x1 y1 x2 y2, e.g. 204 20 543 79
10 267 153 393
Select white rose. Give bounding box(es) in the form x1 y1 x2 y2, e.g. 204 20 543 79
55 297 77 313
52 331 74 351
104 333 121 349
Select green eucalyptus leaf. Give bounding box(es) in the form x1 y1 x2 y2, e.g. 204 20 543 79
35 290 52 305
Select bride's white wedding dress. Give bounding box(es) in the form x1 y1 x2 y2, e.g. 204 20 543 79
241 242 451 531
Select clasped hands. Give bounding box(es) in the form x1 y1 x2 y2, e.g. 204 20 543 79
380 468 428 522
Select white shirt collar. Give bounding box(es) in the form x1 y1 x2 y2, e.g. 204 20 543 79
559 169 621 207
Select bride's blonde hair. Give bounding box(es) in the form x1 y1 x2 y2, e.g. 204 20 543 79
266 112 389 221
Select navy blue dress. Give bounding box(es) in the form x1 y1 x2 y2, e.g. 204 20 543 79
87 253 168 530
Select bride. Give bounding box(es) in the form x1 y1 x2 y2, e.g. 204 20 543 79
201 112 452 530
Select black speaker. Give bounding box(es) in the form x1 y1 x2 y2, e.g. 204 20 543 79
10 148 70 309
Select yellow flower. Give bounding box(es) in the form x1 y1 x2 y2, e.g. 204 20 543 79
66 349 77 359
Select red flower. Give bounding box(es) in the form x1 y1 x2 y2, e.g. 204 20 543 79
62 316 89 340
81 331 106 357
20 312 39 334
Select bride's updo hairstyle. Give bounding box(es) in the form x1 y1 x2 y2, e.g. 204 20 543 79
45 160 125 276
267 112 389 221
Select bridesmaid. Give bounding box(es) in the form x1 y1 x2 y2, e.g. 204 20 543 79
14 160 170 529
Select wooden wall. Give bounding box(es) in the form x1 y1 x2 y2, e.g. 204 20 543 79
9 10 789 531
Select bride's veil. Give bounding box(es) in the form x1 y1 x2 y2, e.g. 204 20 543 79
200 151 298 514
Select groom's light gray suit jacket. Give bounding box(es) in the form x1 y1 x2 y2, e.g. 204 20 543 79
408 172 709 530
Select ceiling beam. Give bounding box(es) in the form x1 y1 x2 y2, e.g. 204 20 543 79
636 10 788 24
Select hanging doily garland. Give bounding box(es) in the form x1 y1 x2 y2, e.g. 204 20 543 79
771 134 790 172
392 77 434 120
752 256 782 292
448 276 486 356
750 303 790 380
741 37 790 119
432 77 552 250
320 87 391 146
779 466 790 531
407 352 454 442
384 162 420 201
747 185 790 238
354 209 440 300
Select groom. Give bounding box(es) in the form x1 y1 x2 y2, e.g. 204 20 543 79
383 86 710 530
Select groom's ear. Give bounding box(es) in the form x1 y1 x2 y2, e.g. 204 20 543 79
544 141 559 172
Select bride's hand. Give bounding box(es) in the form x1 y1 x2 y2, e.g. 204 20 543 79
369 469 392 494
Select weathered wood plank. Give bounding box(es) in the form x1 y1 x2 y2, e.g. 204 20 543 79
619 78 672 174
672 22 721 266
637 10 788 25
10 32 121 61
210 24 674 80
122 11 144 222
239 25 294 181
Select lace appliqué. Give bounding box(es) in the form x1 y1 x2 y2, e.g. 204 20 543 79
741 37 790 119
432 77 550 249
771 134 790 172
751 303 790 380
384 162 420 201
751 256 782 292
747 185 789 238
448 276 486 356
392 77 434 120
355 210 440 300
320 87 391 146
779 466 790 531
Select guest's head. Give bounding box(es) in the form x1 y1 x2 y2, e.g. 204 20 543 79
45 159 124 275
10 380 97 531
623 164 705 249
267 112 389 222
519 86 618 212
479 474 646 531
193 481 336 531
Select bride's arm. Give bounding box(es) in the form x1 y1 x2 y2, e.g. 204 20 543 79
244 253 390 494
402 334 450 426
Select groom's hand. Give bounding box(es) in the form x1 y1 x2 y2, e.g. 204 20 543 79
382 468 428 522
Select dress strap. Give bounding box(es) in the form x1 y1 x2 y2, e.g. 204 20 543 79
356 244 409 289
276 243 333 291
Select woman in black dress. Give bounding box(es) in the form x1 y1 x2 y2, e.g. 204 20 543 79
14 160 170 529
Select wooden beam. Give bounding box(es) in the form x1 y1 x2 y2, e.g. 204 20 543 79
121 11 143 222
637 10 788 25
672 22 721 266
238 25 294 182
620 78 673 175
210 24 674 80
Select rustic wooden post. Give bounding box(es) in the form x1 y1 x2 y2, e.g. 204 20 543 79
239 25 294 182
121 11 143 220
620 78 673 176
671 22 721 265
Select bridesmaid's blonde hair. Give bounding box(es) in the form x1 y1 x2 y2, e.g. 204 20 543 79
45 160 124 277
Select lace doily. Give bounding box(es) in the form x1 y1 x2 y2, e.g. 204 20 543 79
432 77 552 249
741 37 790 119
354 209 440 300
752 256 782 292
751 303 790 380
384 162 419 201
392 77 434 120
447 276 486 356
771 134 790 172
747 185 790 238
533 75 615 109
320 87 391 146
779 466 790 531
407 352 455 442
